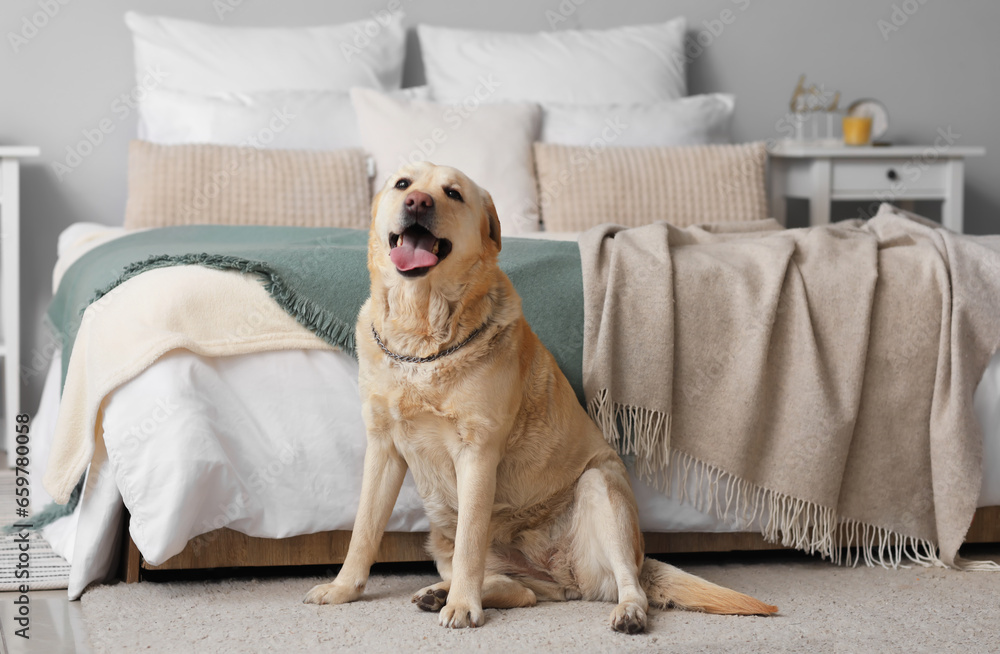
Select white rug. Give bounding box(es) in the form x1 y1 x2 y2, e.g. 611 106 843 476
79 550 1000 654
0 470 71 591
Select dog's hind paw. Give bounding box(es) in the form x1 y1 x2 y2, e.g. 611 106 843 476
412 583 450 612
610 601 647 634
410 581 451 613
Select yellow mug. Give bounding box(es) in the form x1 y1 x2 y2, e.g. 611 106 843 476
842 116 873 146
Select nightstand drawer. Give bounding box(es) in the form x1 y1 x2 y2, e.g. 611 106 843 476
831 160 947 195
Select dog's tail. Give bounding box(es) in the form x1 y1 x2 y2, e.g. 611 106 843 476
640 558 778 615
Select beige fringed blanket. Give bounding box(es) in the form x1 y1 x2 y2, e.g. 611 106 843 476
581 205 1000 569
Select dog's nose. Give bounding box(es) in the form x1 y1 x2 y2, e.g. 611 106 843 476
404 191 434 216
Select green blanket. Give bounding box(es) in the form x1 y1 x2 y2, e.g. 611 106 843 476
49 225 585 403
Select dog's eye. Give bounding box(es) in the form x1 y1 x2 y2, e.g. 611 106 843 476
395 178 410 190
445 188 463 202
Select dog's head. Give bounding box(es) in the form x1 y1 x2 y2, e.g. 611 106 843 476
368 162 502 283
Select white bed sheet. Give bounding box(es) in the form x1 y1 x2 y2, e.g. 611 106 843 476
101 349 751 558
32 224 1000 599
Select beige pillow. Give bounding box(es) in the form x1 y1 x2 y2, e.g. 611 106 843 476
533 141 768 231
124 140 371 229
350 87 542 234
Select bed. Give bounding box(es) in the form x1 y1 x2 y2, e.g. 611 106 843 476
34 217 1000 598
34 13 1000 600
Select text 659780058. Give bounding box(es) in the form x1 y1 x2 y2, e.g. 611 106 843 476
12 412 33 640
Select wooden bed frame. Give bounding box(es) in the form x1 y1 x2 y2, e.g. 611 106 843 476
121 506 1000 583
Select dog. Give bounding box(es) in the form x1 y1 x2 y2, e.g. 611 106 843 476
304 162 778 632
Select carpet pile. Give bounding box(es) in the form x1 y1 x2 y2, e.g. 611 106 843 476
80 549 1000 653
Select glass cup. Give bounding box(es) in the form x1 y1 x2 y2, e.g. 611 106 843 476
842 116 873 146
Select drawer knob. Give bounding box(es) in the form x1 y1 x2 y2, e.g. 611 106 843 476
886 168 899 181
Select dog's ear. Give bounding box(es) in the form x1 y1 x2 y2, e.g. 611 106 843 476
482 192 502 251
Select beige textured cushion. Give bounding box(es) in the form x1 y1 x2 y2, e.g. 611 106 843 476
124 141 371 229
533 142 768 231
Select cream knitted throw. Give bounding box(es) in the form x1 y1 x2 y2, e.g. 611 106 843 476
43 266 334 505
581 205 1000 569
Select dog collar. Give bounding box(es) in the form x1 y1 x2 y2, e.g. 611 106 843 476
370 322 488 364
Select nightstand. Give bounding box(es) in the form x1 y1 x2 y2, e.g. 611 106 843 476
768 142 985 232
0 147 39 458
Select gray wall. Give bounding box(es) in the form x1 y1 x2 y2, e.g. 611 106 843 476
2 0 998 413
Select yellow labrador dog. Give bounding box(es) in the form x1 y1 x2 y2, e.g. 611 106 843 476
304 162 777 632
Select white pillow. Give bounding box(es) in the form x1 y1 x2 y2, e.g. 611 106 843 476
137 87 431 150
541 94 735 147
125 11 407 95
138 88 360 150
350 87 542 233
417 19 687 105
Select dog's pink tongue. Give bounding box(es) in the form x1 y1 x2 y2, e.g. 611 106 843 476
390 230 439 271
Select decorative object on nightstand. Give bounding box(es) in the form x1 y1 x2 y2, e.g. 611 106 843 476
788 74 841 145
769 142 984 232
845 98 889 144
0 147 39 459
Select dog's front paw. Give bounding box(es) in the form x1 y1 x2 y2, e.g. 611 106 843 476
439 600 485 629
412 582 450 612
303 582 360 605
610 600 647 634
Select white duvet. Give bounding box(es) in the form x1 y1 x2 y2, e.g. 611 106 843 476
33 224 1000 599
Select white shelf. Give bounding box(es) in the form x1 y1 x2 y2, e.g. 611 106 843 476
0 146 40 158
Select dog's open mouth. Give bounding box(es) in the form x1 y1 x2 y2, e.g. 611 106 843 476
389 224 452 277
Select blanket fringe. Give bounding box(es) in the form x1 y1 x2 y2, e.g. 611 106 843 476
587 389 999 571
587 388 671 474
